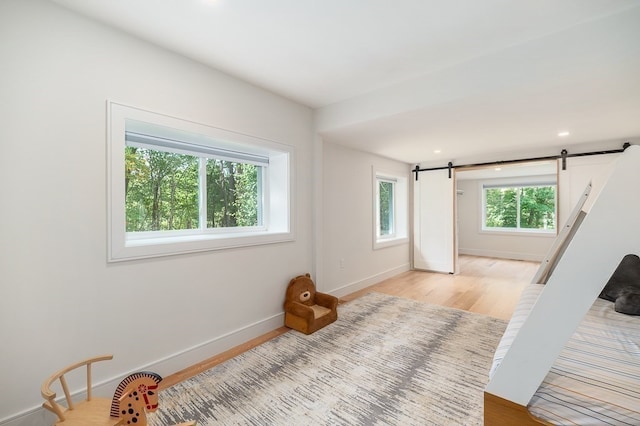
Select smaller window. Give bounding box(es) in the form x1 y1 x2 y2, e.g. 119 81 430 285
482 182 556 233
373 168 408 249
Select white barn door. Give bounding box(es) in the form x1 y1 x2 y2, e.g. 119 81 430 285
413 169 456 273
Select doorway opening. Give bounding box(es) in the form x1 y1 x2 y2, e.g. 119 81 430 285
454 160 557 274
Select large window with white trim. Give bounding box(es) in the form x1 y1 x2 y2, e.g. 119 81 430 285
108 102 294 262
125 134 264 232
482 181 556 233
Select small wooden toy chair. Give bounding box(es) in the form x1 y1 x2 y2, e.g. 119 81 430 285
41 355 196 426
41 354 117 426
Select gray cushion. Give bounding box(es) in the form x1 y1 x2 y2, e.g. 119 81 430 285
600 254 640 315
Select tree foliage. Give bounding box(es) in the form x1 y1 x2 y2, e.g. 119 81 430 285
485 188 517 228
206 160 259 228
485 185 555 230
519 186 555 229
379 181 394 235
125 147 260 232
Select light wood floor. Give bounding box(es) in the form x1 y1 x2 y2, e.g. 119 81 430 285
161 255 539 389
342 255 540 321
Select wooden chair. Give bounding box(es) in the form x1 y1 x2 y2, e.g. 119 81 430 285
41 354 117 426
41 355 196 426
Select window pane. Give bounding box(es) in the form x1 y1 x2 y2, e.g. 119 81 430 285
125 146 199 231
485 185 556 230
485 187 517 228
519 186 556 230
379 180 394 236
206 160 261 228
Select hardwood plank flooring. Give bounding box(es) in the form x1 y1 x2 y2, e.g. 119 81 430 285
160 327 290 390
161 255 539 389
341 255 540 321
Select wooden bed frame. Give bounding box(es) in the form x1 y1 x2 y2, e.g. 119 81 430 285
484 392 552 426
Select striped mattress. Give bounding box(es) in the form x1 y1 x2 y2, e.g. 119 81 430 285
491 284 640 425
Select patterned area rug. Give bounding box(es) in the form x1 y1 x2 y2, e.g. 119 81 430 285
150 292 507 425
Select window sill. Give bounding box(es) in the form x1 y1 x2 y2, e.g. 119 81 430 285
109 231 294 262
480 228 557 238
373 236 409 250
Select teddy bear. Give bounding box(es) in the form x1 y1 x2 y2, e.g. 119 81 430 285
284 273 339 334
599 254 640 315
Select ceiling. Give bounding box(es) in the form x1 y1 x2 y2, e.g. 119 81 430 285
51 0 640 165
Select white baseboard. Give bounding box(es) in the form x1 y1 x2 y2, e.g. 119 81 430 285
0 313 285 426
459 248 544 262
0 409 54 426
4 264 412 426
330 263 411 298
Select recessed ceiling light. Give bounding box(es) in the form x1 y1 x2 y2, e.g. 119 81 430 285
434 149 441 154
558 131 570 137
494 167 502 171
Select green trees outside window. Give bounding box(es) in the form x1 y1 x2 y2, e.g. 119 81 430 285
378 180 395 237
206 159 260 228
125 146 261 232
484 185 556 231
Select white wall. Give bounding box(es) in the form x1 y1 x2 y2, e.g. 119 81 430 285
558 154 619 223
0 1 313 424
321 142 411 296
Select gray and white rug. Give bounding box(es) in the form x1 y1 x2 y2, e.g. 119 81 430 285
150 292 507 425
